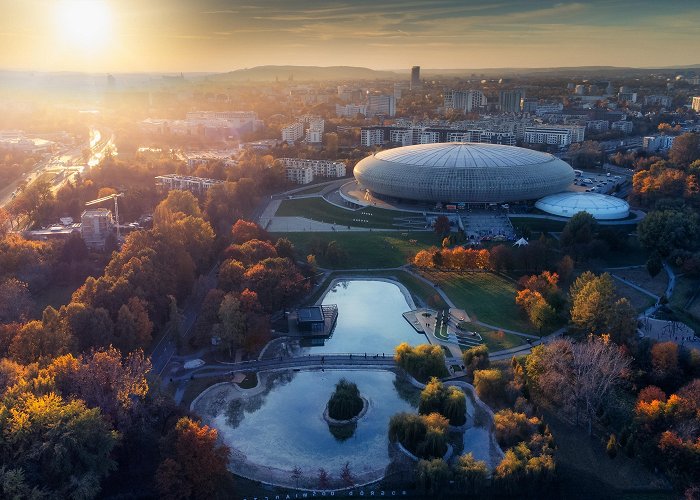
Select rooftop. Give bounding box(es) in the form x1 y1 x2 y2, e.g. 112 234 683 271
373 142 556 169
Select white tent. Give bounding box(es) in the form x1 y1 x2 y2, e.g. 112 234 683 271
513 237 529 247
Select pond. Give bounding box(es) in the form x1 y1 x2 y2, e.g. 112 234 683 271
193 369 419 488
305 279 427 354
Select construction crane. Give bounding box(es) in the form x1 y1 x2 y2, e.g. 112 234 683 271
85 192 124 241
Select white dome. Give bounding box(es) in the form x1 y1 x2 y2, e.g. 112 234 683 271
535 192 629 220
354 142 574 203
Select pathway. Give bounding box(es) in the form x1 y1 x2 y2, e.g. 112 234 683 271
173 353 396 382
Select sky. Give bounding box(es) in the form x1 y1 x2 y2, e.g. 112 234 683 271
0 0 699 73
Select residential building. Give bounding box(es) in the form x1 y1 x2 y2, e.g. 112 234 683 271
185 151 238 169
611 120 633 134
366 94 396 117
419 131 440 144
285 166 314 184
80 209 113 250
282 122 304 143
618 91 638 103
643 135 676 152
586 120 609 132
444 90 487 113
281 158 346 184
534 103 564 116
155 174 224 195
335 103 367 117
361 128 384 147
411 66 421 90
389 129 412 146
644 95 673 107
499 89 524 113
692 96 700 113
524 125 585 147
280 158 346 178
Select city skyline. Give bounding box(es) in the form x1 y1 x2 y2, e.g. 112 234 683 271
1 0 699 73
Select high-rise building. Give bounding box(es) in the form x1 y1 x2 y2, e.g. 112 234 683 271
366 94 396 117
499 89 524 113
411 66 421 90
444 90 487 113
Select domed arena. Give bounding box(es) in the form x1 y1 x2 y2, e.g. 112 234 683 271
353 142 575 204
535 192 630 220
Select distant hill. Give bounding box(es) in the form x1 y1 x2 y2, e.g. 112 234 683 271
208 65 400 82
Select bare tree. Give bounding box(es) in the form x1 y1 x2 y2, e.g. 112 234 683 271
527 336 629 435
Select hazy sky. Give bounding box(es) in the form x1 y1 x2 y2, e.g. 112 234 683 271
1 0 699 73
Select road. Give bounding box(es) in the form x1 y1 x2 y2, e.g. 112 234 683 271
0 127 115 213
150 264 219 377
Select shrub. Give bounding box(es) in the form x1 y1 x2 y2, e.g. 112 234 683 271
462 344 489 380
418 377 466 426
473 368 507 406
395 343 448 382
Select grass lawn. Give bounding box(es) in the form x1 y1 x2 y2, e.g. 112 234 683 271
32 284 77 318
288 183 331 196
542 408 673 499
614 281 657 312
420 270 539 334
457 321 526 351
275 197 404 229
278 231 442 269
305 269 449 310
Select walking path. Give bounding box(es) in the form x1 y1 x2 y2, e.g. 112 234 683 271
173 353 396 382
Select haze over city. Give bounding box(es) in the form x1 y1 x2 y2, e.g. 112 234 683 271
1 1 700 499
1 0 700 73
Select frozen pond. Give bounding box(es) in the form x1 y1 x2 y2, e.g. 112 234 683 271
193 369 419 487
306 279 427 353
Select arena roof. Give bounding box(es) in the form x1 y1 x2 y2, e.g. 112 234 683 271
353 142 575 204
535 192 630 220
374 142 556 169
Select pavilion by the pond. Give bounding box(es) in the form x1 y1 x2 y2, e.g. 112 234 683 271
289 305 339 338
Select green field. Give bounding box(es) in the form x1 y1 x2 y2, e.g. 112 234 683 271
275 197 407 229
306 270 449 310
421 270 538 334
278 231 441 269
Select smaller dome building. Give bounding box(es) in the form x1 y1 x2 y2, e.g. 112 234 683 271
535 192 629 220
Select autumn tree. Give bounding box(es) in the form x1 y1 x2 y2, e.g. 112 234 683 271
156 417 230 500
0 392 118 499
526 337 630 434
434 215 451 236
462 344 489 381
217 293 246 358
452 453 489 495
669 132 700 168
114 297 153 352
0 278 33 324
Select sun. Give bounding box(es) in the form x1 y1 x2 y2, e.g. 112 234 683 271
55 0 112 51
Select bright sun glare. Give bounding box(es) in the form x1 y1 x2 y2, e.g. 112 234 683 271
56 0 112 51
